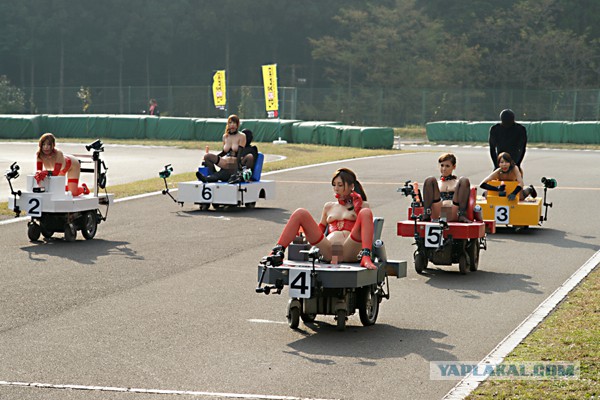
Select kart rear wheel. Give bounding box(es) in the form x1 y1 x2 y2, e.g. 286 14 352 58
27 222 41 242
359 286 379 326
212 204 225 211
81 211 97 240
468 240 480 272
288 306 300 329
199 204 210 211
414 251 428 274
245 202 256 209
41 226 54 239
64 223 77 242
336 309 347 331
458 254 468 274
301 312 316 323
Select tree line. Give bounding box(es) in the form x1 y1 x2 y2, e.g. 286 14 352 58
0 0 598 118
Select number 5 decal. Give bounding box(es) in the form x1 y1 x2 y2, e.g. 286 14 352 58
28 197 42 217
425 224 443 248
289 268 311 298
495 205 510 224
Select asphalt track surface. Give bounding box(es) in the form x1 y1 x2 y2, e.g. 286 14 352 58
0 144 599 400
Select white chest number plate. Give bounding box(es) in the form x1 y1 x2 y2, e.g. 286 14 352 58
495 205 510 224
27 197 43 217
289 268 311 298
424 224 444 248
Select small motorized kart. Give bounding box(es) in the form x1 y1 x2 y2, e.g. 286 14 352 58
5 139 113 242
256 218 407 331
161 152 275 210
397 181 495 274
476 178 557 231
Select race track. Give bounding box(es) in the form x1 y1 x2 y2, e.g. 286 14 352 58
0 145 599 399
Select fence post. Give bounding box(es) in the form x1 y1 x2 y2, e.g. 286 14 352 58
572 90 578 121
421 89 427 126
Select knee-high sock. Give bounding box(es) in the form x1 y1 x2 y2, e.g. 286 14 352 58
277 208 324 247
350 208 376 269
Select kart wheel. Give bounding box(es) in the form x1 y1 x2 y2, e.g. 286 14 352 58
458 254 468 275
336 309 347 331
414 251 428 274
64 223 77 242
27 222 41 242
81 211 98 240
301 312 316 323
359 286 379 326
245 202 256 209
212 204 224 210
468 240 480 272
288 307 300 329
41 226 54 239
199 204 210 211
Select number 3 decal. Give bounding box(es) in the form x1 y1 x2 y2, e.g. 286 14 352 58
425 224 443 248
28 197 42 217
289 268 311 298
495 205 510 224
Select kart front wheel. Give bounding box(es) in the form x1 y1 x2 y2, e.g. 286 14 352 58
336 309 347 331
414 251 428 274
288 306 300 329
458 254 468 275
64 223 77 242
468 239 480 271
27 222 41 242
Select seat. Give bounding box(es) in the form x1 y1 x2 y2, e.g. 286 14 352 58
251 152 264 181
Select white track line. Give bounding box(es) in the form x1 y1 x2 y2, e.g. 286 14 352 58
443 249 600 399
0 380 338 400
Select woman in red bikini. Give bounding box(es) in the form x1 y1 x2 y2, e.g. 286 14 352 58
35 133 88 196
269 167 376 270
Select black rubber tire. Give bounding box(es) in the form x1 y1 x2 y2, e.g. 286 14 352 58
414 251 428 274
81 211 98 240
212 204 225 210
64 223 77 242
468 240 480 272
199 204 210 211
300 312 316 323
336 309 347 331
41 226 54 239
458 254 468 274
27 222 41 242
245 202 256 209
359 286 380 326
288 307 300 329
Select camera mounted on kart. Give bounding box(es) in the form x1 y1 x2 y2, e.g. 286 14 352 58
399 180 415 198
86 139 104 152
159 164 173 179
541 177 557 189
5 162 20 180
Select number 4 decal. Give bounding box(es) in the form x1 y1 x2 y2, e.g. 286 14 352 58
28 197 42 217
495 205 510 224
289 268 311 298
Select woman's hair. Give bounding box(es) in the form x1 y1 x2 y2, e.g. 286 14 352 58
497 152 515 168
37 133 56 158
331 167 367 201
438 153 456 165
224 114 240 137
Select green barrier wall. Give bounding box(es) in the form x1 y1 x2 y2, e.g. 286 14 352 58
426 121 600 144
0 115 394 148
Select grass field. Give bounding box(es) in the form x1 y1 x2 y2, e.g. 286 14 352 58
1 132 598 399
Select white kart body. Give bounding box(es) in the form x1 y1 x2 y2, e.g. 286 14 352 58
177 179 275 207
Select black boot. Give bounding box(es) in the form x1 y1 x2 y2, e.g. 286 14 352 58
196 171 207 182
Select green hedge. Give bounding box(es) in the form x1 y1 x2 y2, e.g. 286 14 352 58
0 115 395 148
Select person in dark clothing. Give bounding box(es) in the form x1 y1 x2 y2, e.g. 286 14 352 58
489 109 527 169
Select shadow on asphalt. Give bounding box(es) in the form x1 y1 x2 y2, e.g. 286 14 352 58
421 269 542 298
173 206 293 224
20 238 142 265
285 323 456 364
490 227 599 250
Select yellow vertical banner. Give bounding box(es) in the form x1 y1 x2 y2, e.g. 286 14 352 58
262 64 279 118
212 70 226 110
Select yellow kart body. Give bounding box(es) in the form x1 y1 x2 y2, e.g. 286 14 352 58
477 180 542 227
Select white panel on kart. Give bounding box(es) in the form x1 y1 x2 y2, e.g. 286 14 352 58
177 181 238 205
241 180 276 202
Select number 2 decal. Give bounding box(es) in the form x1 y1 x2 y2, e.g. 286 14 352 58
424 224 443 248
28 197 42 217
289 268 311 298
495 205 510 224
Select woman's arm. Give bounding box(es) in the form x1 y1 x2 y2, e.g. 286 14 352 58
318 203 330 233
480 169 501 191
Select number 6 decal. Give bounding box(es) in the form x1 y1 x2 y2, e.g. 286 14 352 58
201 185 213 201
289 268 311 298
495 205 510 224
28 197 42 217
425 224 443 248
